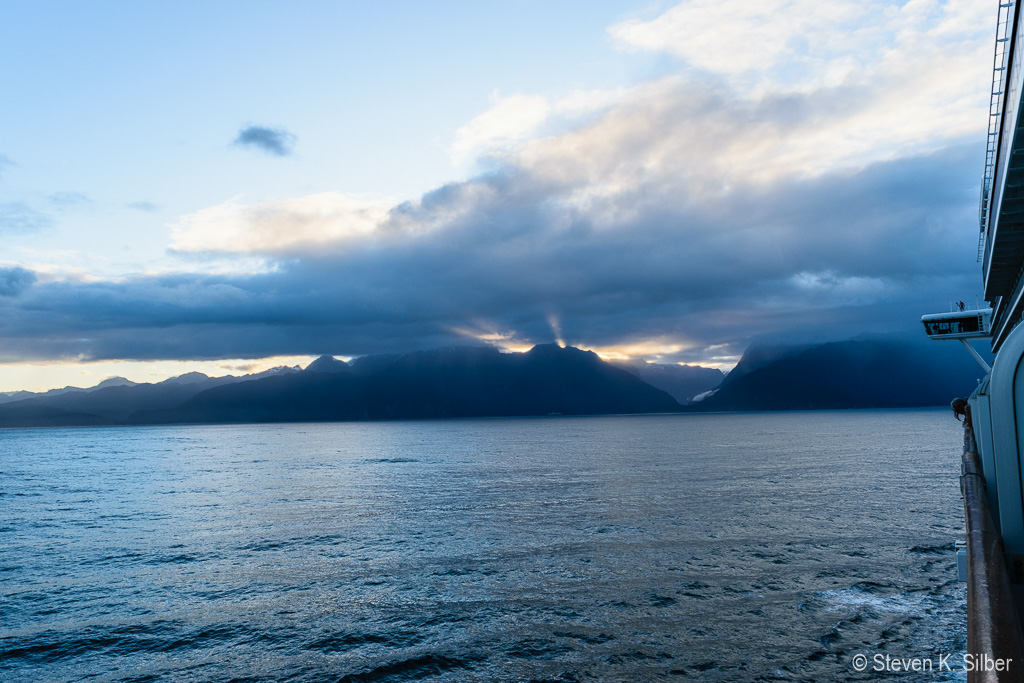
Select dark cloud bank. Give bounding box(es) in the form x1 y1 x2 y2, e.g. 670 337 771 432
0 267 36 297
0 136 983 365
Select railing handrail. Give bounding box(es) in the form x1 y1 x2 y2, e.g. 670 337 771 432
962 420 1024 681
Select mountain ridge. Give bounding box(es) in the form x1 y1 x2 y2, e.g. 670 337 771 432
0 338 989 428
0 345 684 428
134 344 683 424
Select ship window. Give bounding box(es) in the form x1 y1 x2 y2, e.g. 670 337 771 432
924 320 962 335
922 315 982 336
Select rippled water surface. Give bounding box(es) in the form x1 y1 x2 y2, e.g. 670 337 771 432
2 410 966 681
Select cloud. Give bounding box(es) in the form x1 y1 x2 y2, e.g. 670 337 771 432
126 201 159 212
0 1 992 366
47 192 90 209
0 202 54 234
232 125 297 156
0 142 980 364
0 267 36 297
450 93 552 166
504 70 987 196
609 0 989 94
169 192 395 254
449 88 625 168
451 1 989 192
0 154 14 178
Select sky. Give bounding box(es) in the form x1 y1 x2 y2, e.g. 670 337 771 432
0 0 996 391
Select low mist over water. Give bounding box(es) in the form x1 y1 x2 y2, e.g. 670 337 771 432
3 410 965 681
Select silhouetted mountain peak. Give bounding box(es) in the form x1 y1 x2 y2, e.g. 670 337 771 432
249 365 301 379
160 372 211 385
526 343 600 364
304 355 349 373
528 342 568 354
96 376 136 388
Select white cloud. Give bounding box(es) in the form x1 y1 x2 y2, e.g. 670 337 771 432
608 0 989 93
169 192 395 254
175 1 992 261
449 92 551 166
503 54 988 205
435 0 992 217
449 88 626 168
611 0 869 83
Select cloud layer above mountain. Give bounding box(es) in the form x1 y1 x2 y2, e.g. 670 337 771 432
0 1 991 366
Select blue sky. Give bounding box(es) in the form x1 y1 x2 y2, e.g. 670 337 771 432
0 0 995 391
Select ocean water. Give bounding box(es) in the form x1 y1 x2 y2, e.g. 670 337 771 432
1 409 967 682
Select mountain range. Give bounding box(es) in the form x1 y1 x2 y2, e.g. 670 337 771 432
0 344 681 427
690 337 988 411
0 337 989 428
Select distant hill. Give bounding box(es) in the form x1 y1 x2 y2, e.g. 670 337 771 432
691 338 989 411
0 367 300 427
611 360 724 404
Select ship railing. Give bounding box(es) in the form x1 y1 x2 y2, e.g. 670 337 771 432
962 419 1024 681
980 1 1016 263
